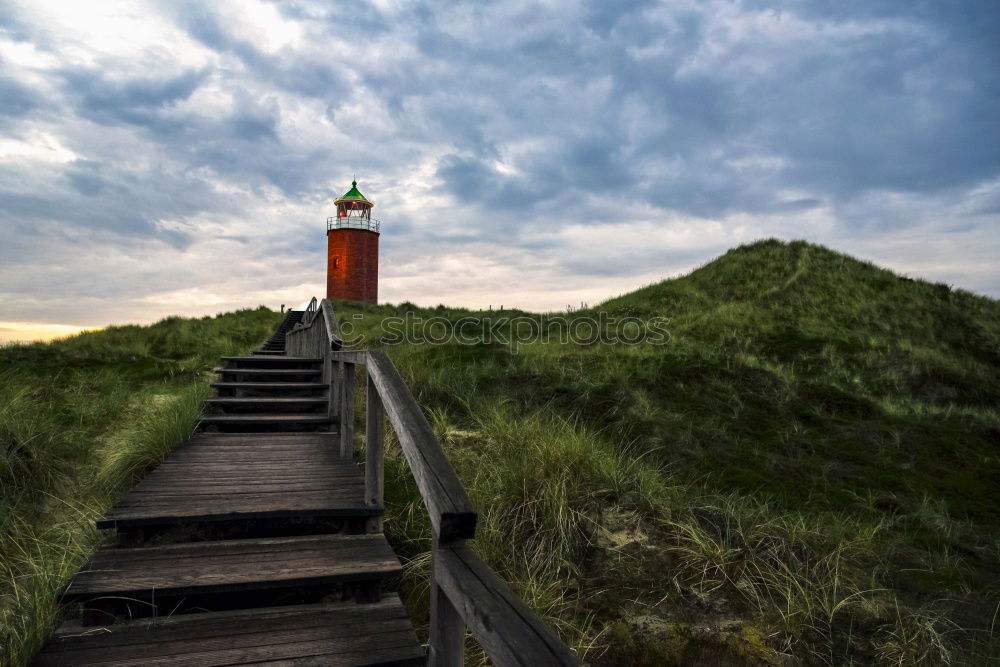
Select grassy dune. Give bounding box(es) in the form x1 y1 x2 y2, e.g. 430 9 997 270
4 240 998 665
0 307 282 667
334 240 999 665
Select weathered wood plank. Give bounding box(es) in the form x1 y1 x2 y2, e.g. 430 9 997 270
365 372 385 534
340 362 356 458
215 369 322 375
63 534 401 600
430 538 465 667
209 382 329 390
329 349 370 365
49 598 411 646
98 506 380 529
199 414 334 423
39 624 417 665
205 397 328 405
111 491 367 509
34 597 425 667
435 544 579 666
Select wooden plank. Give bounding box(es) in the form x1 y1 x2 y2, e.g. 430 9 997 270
129 471 361 484
330 350 370 365
175 434 335 442
39 623 417 664
154 448 339 458
110 491 367 510
140 447 344 457
120 483 362 495
38 624 420 666
98 505 380 529
220 357 322 363
365 372 385 534
49 598 410 646
216 369 322 375
38 638 424 667
435 544 578 666
330 358 341 420
205 398 328 404
135 468 350 478
209 383 329 389
199 414 333 422
73 533 384 559
150 455 339 465
63 534 401 599
366 350 476 542
430 538 465 667
35 597 424 667
340 362 356 458
152 448 340 458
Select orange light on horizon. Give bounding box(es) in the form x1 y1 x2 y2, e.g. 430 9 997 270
0 322 104 345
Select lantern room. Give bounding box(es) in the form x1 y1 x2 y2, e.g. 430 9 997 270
328 179 379 232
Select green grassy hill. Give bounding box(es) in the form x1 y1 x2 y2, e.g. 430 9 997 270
3 241 998 666
0 307 282 667
333 239 999 665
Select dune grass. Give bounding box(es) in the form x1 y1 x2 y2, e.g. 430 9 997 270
334 240 999 665
4 239 998 665
0 307 282 667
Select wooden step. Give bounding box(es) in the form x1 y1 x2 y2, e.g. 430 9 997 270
205 397 328 405
199 413 335 434
33 596 425 667
210 381 328 393
98 434 376 532
215 368 322 376
221 356 322 368
205 397 328 413
62 534 402 619
200 414 334 425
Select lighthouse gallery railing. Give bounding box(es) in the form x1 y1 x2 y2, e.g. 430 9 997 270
286 298 578 667
327 216 381 233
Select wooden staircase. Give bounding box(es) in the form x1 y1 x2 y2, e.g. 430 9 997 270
33 312 425 666
34 300 578 666
254 309 304 355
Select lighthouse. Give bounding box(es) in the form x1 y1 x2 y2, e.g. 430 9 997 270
326 179 380 303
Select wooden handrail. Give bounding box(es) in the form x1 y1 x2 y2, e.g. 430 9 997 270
365 350 477 542
436 544 580 666
288 299 578 667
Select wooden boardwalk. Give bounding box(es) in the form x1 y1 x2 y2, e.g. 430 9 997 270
34 312 425 666
35 303 578 666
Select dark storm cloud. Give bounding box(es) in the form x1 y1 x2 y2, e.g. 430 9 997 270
57 67 207 134
0 73 38 120
0 160 205 248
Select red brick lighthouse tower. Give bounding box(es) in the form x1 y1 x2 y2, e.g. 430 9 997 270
326 179 380 303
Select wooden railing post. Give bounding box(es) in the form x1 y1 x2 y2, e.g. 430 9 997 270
365 368 384 534
330 360 341 420
340 362 356 459
321 335 332 417
430 537 465 667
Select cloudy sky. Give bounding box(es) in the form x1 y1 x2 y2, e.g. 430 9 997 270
1 0 998 341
